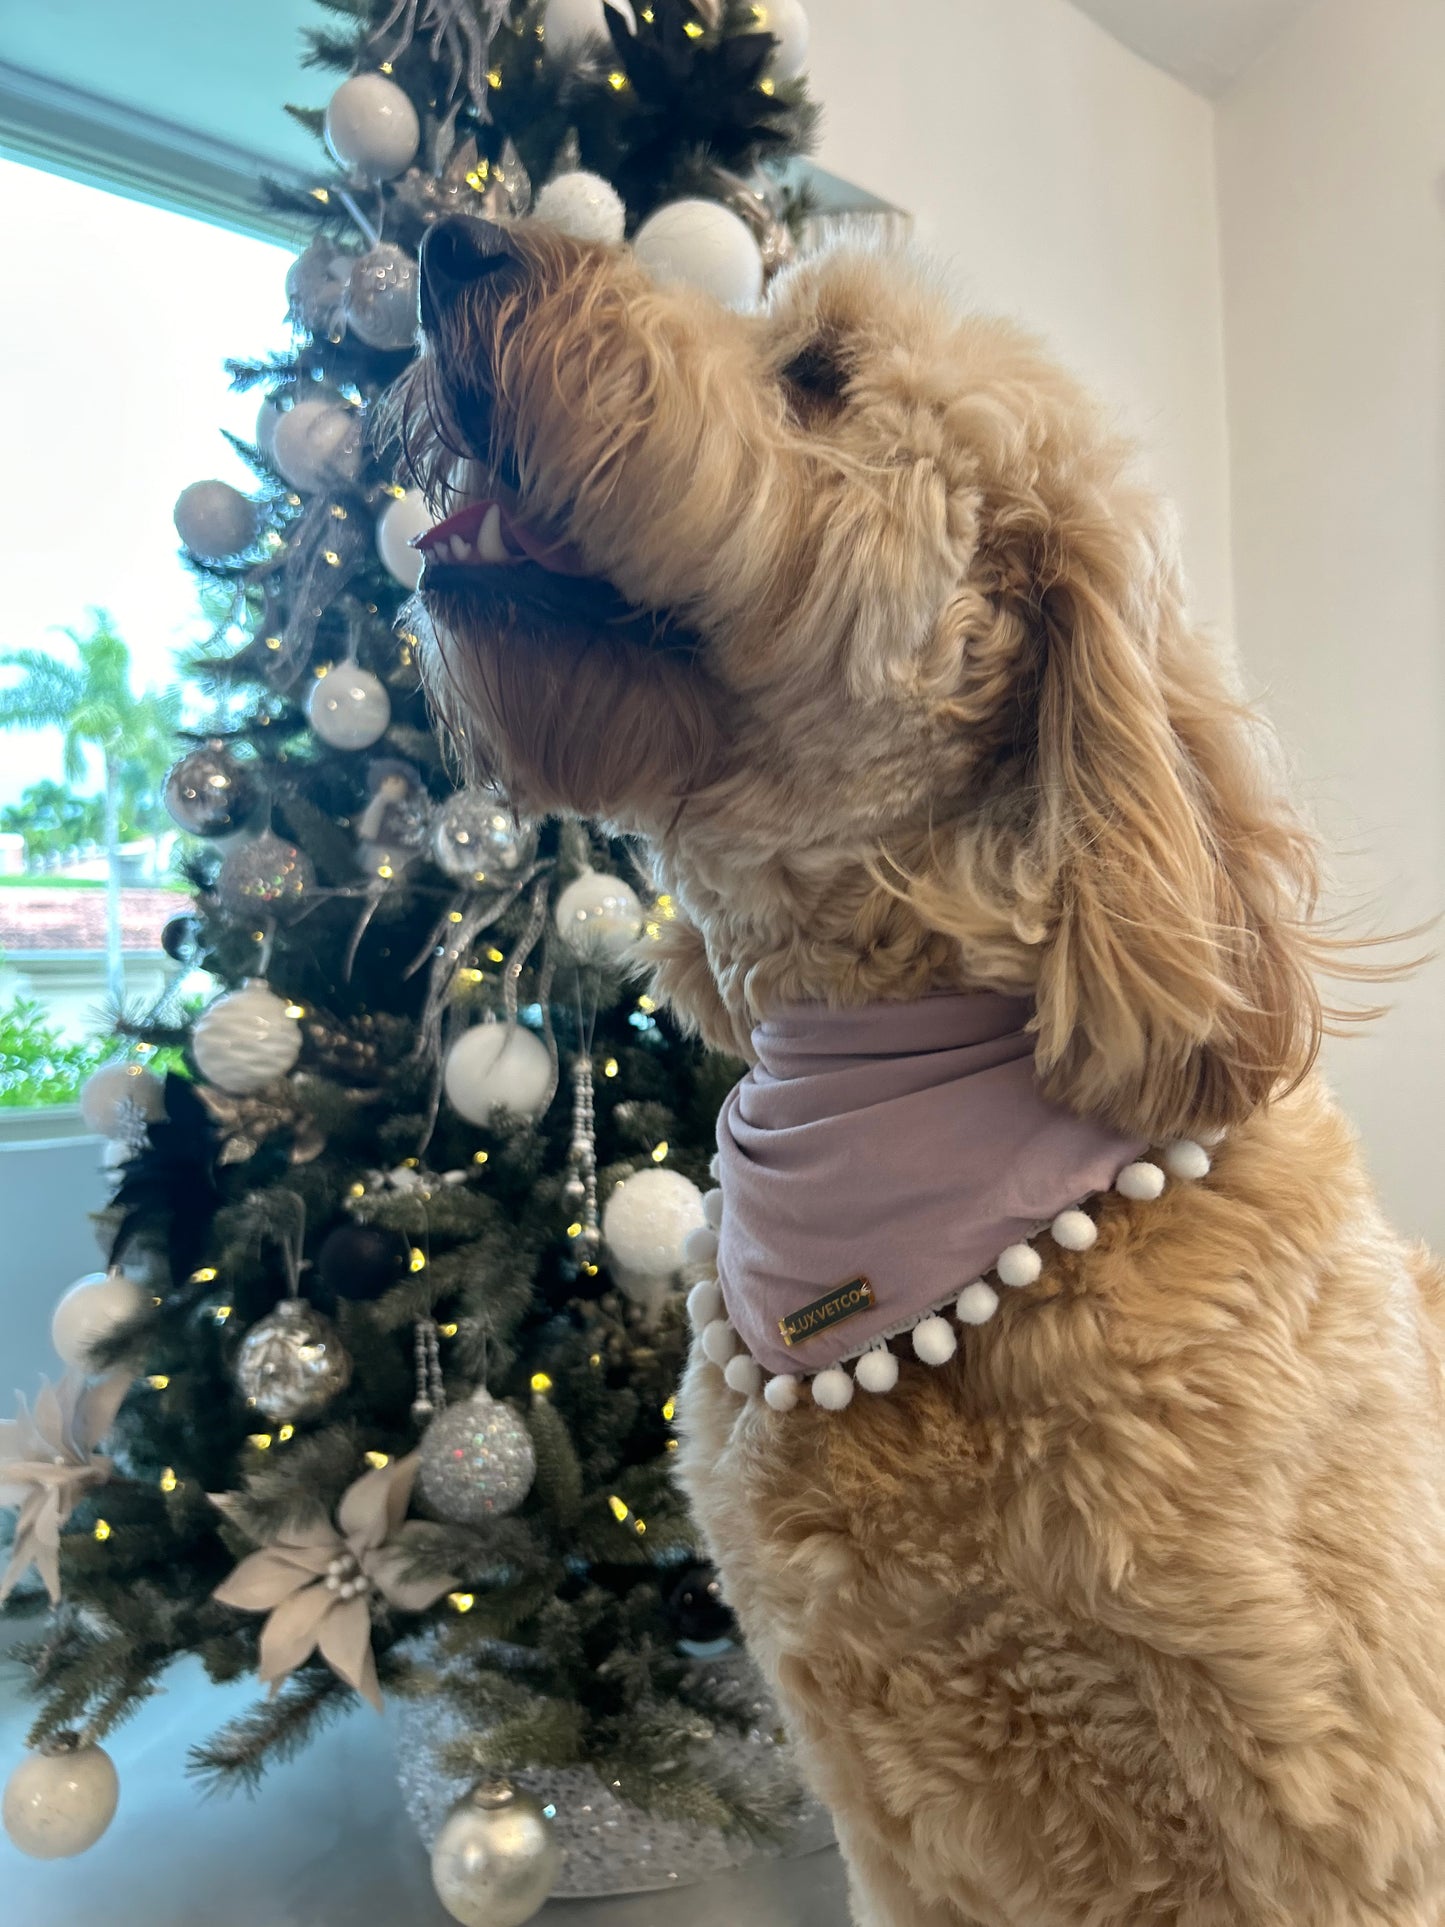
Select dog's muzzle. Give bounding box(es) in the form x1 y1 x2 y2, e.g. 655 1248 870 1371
419 215 524 334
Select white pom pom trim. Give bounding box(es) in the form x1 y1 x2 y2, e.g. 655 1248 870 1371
723 1353 762 1397
1162 1138 1211 1181
764 1373 800 1412
686 1279 722 1330
812 1367 855 1411
1051 1208 1097 1252
709 1151 722 1182
956 1280 999 1325
683 1224 719 1265
997 1242 1042 1289
912 1315 958 1366
855 1347 900 1394
700 1318 738 1366
702 1188 724 1231
1116 1160 1165 1202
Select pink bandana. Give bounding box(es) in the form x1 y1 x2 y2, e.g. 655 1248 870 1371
713 994 1146 1380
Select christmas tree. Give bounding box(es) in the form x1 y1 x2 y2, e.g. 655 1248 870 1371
1 1 819 1910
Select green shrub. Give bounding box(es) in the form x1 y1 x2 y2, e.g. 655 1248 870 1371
0 993 110 1107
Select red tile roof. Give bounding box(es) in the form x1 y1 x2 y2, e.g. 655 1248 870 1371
0 888 183 955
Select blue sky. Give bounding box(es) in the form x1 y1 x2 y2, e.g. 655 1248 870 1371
0 159 293 806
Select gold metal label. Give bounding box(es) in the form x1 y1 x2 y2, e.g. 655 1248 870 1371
778 1277 875 1349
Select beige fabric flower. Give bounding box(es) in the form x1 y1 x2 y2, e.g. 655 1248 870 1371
212 1450 455 1710
0 1371 130 1605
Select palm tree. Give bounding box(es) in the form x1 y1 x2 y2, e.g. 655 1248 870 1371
0 612 181 1003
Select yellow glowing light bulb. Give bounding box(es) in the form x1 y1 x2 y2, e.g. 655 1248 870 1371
607 69 628 89
487 67 502 88
449 1591 476 1612
439 1321 459 1338
662 1397 676 1422
637 994 657 1013
249 1432 273 1450
93 1519 112 1541
589 1352 602 1368
159 1468 178 1492
277 1424 295 1443
364 1450 391 1469
603 1058 619 1078
566 1221 583 1239
651 1141 669 1163
409 1247 427 1272
759 76 776 95
608 1495 629 1522
485 947 505 964
530 1372 553 1394
349 1181 366 1198
214 1305 233 1324
146 1374 170 1390
683 17 703 36
191 1266 218 1283
448 910 464 924
472 1150 489 1165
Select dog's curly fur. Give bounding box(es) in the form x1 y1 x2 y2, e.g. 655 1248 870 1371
402 219 1445 1924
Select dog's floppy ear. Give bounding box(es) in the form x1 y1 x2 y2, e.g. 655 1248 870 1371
1027 525 1324 1142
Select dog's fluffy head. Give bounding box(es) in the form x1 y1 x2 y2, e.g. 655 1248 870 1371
395 216 1327 1141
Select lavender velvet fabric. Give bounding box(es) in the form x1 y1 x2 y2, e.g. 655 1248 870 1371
714 994 1146 1380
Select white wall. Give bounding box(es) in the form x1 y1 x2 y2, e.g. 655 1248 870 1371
807 0 1233 633
1217 0 1445 1244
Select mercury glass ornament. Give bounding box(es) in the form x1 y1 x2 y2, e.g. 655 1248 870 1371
192 982 303 1095
417 1388 536 1524
432 790 535 883
431 1782 560 1927
215 828 315 918
164 741 256 838
173 479 258 561
554 869 644 961
324 72 420 181
3 1735 119 1861
286 237 350 334
234 1297 352 1422
345 243 420 351
307 666 392 751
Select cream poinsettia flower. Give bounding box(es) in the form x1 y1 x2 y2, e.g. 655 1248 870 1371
0 1370 130 1605
212 1450 455 1711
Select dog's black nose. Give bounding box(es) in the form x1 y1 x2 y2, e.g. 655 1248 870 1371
420 217 521 326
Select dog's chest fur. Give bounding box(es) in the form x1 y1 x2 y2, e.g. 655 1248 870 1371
677 1078 1445 1926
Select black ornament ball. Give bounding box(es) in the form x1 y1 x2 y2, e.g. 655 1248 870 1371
666 1563 735 1645
161 914 204 965
164 742 256 838
313 1221 407 1308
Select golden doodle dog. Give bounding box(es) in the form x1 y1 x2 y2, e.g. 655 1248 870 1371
399 212 1445 1925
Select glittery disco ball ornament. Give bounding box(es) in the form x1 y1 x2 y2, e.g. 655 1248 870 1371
542 0 635 61
192 982 303 1095
417 1388 536 1524
755 0 810 80
270 397 363 494
173 479 258 561
443 1024 553 1126
432 790 535 883
554 869 643 961
431 1782 559 1927
345 243 420 351
215 828 315 917
51 1268 146 1370
164 740 256 838
234 1297 352 1422
531 170 626 246
286 237 350 334
633 200 764 310
324 72 420 181
3 1736 119 1860
79 1061 165 1138
307 665 391 750
603 1167 705 1280
376 487 434 588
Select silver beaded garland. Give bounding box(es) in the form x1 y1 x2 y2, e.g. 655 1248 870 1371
233 1298 352 1421
564 1055 601 1266
416 1388 536 1524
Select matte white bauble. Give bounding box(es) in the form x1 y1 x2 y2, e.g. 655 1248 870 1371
269 397 363 494
173 480 258 561
51 1268 146 1370
255 396 283 462
603 1167 705 1278
444 1024 553 1126
543 0 635 61
79 1062 166 1138
324 72 421 180
632 199 764 309
307 666 392 750
554 869 643 960
192 982 303 1095
376 487 435 588
3 1738 119 1860
531 170 626 245
755 0 809 81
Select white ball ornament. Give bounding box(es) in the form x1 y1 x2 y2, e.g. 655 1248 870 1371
532 171 627 245
376 486 435 588
633 199 764 309
173 479 258 561
269 397 363 494
855 1348 900 1395
430 1781 560 1927
3 1736 119 1859
307 665 392 750
444 1023 553 1126
755 0 810 81
51 1269 145 1370
542 0 636 61
324 72 421 180
79 1061 165 1138
602 1167 705 1276
193 982 303 1096
345 243 420 351
554 869 644 961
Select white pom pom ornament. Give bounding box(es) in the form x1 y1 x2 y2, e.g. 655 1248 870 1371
1116 1161 1166 1202
1163 1139 1212 1181
1050 1208 1098 1252
724 1353 762 1397
855 1348 899 1395
812 1367 854 1411
193 982 303 1095
633 200 764 309
996 1243 1042 1289
700 1319 738 1367
912 1316 957 1366
532 170 627 245
686 1278 722 1330
764 1374 799 1412
603 1167 705 1278
956 1280 999 1325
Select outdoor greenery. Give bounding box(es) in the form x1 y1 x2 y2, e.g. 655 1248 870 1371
0 990 110 1109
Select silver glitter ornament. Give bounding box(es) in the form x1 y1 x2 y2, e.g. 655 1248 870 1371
164 741 256 838
215 829 315 919
432 789 535 883
345 242 420 351
416 1388 535 1523
431 1782 559 1927
234 1298 352 1421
